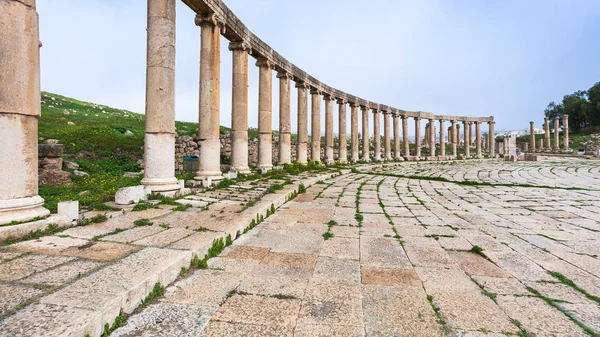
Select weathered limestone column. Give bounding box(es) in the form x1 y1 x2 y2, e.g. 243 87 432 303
402 116 409 157
311 89 322 162
195 13 223 181
337 99 348 163
324 94 335 164
563 114 569 150
257 58 273 170
428 118 436 157
229 41 251 173
529 121 535 152
439 120 446 157
475 121 482 158
0 0 50 224
361 106 370 161
373 110 381 161
415 117 422 157
544 117 551 150
295 82 309 164
448 126 453 145
350 103 359 162
383 111 391 160
277 71 292 165
553 116 560 150
424 123 430 146
463 122 470 157
455 124 460 144
467 122 473 147
393 113 401 159
142 0 180 192
451 120 457 157
488 121 495 157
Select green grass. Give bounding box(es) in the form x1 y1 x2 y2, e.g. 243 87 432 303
133 219 153 227
2 224 62 246
547 271 600 305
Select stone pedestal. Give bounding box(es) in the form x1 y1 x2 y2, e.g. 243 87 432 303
257 59 273 170
229 41 251 173
296 82 309 164
337 99 347 163
277 72 292 165
350 103 359 162
0 0 50 224
311 89 321 162
361 106 370 161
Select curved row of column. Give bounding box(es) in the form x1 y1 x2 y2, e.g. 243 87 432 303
527 115 569 152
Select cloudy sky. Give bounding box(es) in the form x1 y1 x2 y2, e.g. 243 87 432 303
38 0 600 134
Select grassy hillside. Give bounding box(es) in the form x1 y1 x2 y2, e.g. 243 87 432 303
517 130 600 151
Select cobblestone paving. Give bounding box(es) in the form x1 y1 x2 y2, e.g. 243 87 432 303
110 160 600 337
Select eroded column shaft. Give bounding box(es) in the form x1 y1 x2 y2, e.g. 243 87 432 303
229 42 251 173
257 59 273 169
311 90 321 162
373 110 381 160
337 100 347 163
463 122 470 157
429 119 435 157
277 72 291 165
439 120 445 157
415 118 421 157
554 116 560 150
529 121 535 152
563 114 569 150
296 82 309 163
384 112 391 160
350 104 359 162
488 122 495 157
393 114 400 159
451 121 457 157
402 116 409 157
475 121 482 157
324 95 334 164
544 117 550 150
362 106 370 161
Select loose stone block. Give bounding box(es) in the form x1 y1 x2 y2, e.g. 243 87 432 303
57 200 79 221
115 185 152 205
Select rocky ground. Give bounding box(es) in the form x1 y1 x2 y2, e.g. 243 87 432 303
1 159 600 336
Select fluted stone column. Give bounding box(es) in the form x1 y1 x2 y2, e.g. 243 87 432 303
295 82 309 164
311 89 321 162
383 111 391 160
257 58 273 170
393 113 401 159
350 103 359 162
463 122 470 157
324 95 334 164
488 121 495 157
277 72 292 165
361 106 370 161
415 118 421 157
475 121 482 158
337 99 347 163
451 120 457 157
544 117 550 150
402 116 409 157
428 119 435 157
529 121 535 152
195 13 222 181
373 110 381 161
439 120 445 157
0 0 50 224
563 114 569 150
142 0 180 192
553 116 560 150
229 41 251 173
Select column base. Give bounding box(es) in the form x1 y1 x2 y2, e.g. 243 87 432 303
195 171 223 181
0 196 51 226
141 177 181 193
325 159 335 165
232 166 252 174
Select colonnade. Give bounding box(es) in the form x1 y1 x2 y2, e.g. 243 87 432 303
527 115 570 152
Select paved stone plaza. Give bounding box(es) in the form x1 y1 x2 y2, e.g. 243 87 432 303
3 159 599 336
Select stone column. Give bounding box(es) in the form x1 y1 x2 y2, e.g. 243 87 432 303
257 58 273 170
324 94 335 164
337 99 348 163
488 121 495 157
467 122 473 147
563 114 569 150
475 121 482 158
311 89 322 162
439 120 445 157
0 0 50 224
142 0 180 192
195 13 222 181
455 124 460 144
544 117 551 150
393 113 401 159
229 41 251 173
373 110 381 160
277 72 292 165
553 116 560 150
529 121 535 152
424 123 430 146
383 111 391 160
428 119 435 157
350 103 359 162
451 120 457 157
402 116 409 157
295 82 309 164
463 122 470 157
448 126 453 145
415 117 421 157
361 106 370 161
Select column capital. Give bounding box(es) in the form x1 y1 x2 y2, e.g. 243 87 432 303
195 13 223 27
414 117 421 121
474 120 480 125
563 114 569 117
228 41 252 53
451 119 457 124
360 105 370 112
381 110 391 115
310 88 322 95
336 98 347 105
276 71 292 80
488 121 495 125
371 108 379 114
323 94 335 101
349 102 360 108
400 115 408 120
256 58 273 69
438 119 444 123
295 81 310 89
554 115 560 120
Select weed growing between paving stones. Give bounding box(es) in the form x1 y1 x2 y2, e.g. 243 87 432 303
133 218 153 227
172 204 191 212
447 225 459 231
354 179 368 227
471 276 498 303
99 312 126 337
426 294 452 335
77 213 108 226
298 183 307 194
511 319 533 337
425 234 456 240
323 220 336 240
2 215 50 227
159 223 170 229
92 228 125 241
471 245 484 256
140 282 165 308
548 271 600 305
2 224 62 246
132 201 155 211
148 193 178 205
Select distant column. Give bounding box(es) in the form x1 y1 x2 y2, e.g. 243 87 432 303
0 0 50 224
455 124 460 144
384 111 391 160
439 120 445 157
337 99 348 163
529 121 535 152
475 121 482 158
311 89 322 162
563 114 569 150
415 117 421 157
229 41 251 173
277 72 292 165
553 116 560 150
488 121 495 157
324 94 335 164
195 13 223 181
402 116 409 157
361 106 370 161
544 117 551 150
350 103 359 162
393 113 401 159
463 121 470 157
257 58 273 170
373 110 381 160
428 118 435 157
295 81 309 164
451 120 457 157
467 122 473 147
